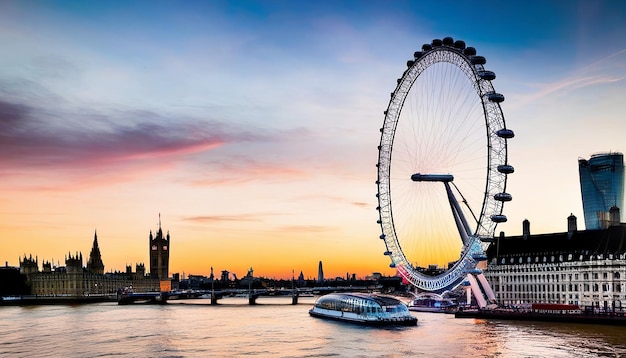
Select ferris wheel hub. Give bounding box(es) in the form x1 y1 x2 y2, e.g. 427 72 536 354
410 173 454 182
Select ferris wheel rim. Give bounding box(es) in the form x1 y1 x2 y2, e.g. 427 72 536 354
376 38 512 292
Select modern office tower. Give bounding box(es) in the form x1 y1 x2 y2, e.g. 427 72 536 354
578 152 624 229
317 261 324 283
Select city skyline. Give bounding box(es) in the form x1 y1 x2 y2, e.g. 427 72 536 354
1 1 626 279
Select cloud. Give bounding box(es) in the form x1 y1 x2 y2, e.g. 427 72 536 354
188 159 308 186
181 214 266 223
278 225 338 234
0 99 30 131
0 78 334 192
0 99 269 175
511 48 626 109
351 202 369 208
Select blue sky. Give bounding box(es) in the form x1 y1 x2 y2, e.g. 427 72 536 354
1 0 625 278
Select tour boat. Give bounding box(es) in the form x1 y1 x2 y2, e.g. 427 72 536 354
309 293 417 326
408 296 458 313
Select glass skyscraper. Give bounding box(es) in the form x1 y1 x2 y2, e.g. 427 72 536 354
578 152 624 230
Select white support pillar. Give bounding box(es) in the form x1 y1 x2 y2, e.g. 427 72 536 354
467 274 487 308
477 273 496 302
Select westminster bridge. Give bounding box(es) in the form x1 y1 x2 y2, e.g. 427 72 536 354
117 285 382 305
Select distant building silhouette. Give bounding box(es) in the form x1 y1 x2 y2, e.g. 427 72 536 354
17 230 158 297
297 271 305 286
19 255 38 275
87 230 104 275
65 252 83 274
0 263 29 296
240 267 255 287
149 214 170 279
317 261 324 283
125 263 146 280
578 152 624 230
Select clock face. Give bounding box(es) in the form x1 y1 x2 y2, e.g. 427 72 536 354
152 245 157 250
163 246 168 251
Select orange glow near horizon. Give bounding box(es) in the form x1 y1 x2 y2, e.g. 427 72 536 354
1 225 397 280
0 180 399 280
0 209 460 281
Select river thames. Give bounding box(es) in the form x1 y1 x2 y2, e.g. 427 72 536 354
2 296 626 357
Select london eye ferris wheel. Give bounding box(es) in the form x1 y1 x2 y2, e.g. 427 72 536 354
376 37 514 293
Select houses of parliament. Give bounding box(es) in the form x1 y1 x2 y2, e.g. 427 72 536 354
14 221 173 297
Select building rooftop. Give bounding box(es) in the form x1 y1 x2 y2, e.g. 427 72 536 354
487 225 626 262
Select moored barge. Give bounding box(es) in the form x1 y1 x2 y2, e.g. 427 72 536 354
455 303 626 326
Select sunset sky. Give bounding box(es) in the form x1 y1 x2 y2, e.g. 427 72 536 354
1 1 626 280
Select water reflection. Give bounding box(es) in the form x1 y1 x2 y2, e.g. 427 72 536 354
2 299 626 357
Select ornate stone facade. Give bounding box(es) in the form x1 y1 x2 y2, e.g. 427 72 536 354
20 231 160 296
484 218 626 310
87 231 105 275
149 216 170 279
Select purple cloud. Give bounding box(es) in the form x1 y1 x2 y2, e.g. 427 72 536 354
0 99 266 172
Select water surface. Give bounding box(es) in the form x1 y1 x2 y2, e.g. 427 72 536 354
1 297 625 357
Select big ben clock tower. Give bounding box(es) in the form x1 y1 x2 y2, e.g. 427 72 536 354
149 214 170 279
